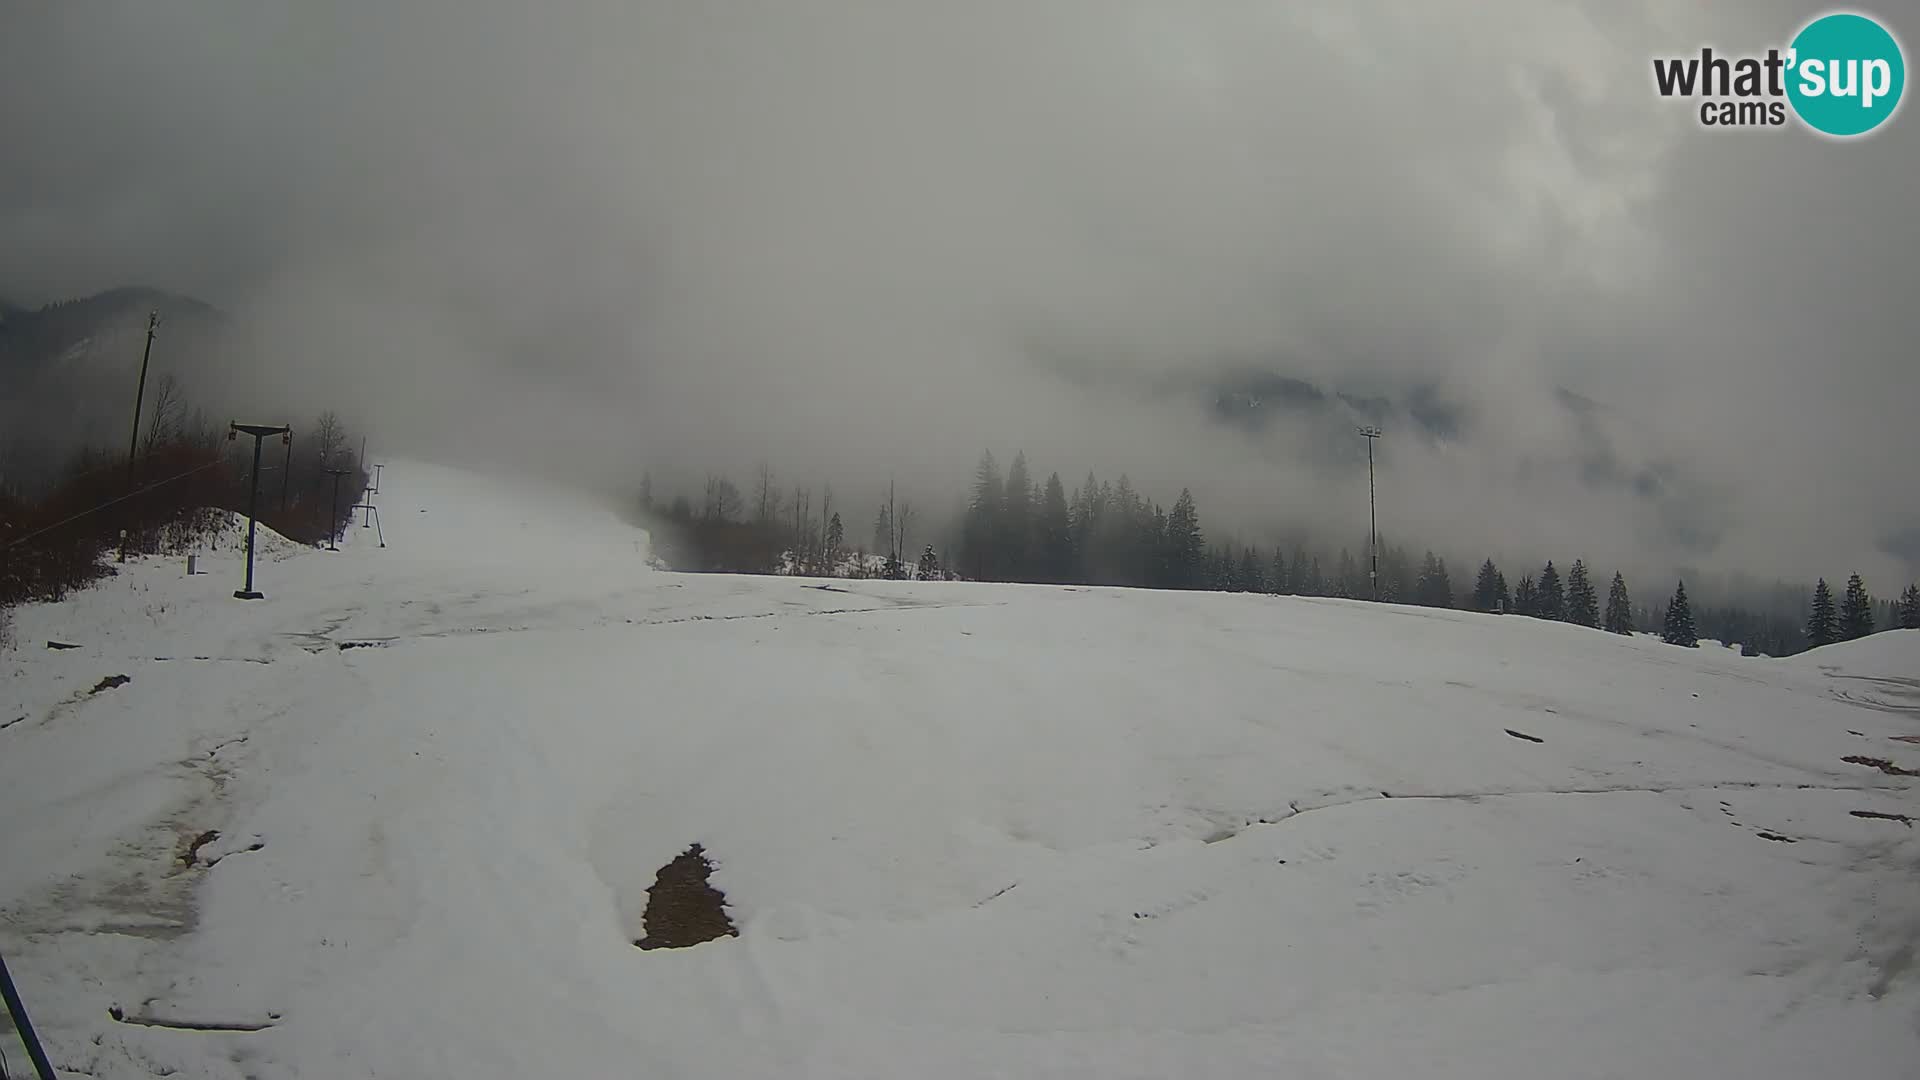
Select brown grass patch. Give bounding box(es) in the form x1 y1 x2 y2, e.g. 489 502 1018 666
633 844 738 951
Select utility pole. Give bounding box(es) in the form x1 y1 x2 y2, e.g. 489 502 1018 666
228 422 289 599
1359 425 1382 601
125 310 159 483
325 467 352 551
115 310 161 564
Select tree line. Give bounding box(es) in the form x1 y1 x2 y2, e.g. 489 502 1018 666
643 447 1920 658
2 378 371 645
636 465 945 580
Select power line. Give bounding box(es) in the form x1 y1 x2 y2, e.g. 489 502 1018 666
2 458 228 552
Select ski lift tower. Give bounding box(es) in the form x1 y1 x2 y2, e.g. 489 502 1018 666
228 422 291 599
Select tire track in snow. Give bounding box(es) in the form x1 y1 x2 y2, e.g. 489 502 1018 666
325 599 1005 650
1237 779 1915 838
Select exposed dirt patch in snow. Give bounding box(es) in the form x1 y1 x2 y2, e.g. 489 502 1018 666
1505 728 1544 743
633 844 738 950
108 1005 279 1032
88 673 130 695
180 829 221 867
1842 755 1919 777
1851 810 1915 827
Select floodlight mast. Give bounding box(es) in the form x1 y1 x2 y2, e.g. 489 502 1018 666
1359 426 1383 601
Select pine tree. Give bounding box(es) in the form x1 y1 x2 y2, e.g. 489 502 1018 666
1036 472 1072 583
1002 451 1034 580
918 545 940 581
1565 559 1599 627
1662 581 1698 647
1416 551 1453 608
1070 471 1099 580
1806 578 1839 647
1164 489 1205 589
1143 504 1170 587
1382 544 1412 603
1900 584 1920 630
1536 561 1564 620
1603 572 1633 635
1472 559 1501 611
872 504 893 560
1269 548 1288 595
1514 574 1537 616
962 451 1002 580
1239 547 1264 593
1493 570 1509 612
1301 556 1325 596
1840 573 1874 640
825 512 844 562
1335 548 1358 599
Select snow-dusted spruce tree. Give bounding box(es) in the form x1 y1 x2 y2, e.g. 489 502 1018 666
1806 579 1839 647
1662 581 1698 647
1472 559 1501 611
1840 573 1875 640
1535 561 1564 620
1604 572 1633 635
1565 560 1599 627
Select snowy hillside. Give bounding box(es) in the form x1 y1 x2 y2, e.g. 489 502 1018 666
3 462 1917 1079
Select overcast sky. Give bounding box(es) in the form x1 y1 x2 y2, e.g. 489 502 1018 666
4 1 1915 587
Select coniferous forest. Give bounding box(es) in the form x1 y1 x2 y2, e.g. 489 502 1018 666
641 448 1920 659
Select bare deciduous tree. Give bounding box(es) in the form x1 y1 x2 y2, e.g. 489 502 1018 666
755 462 781 525
141 374 184 455
703 475 743 522
819 484 833 563
894 501 913 571
311 410 346 470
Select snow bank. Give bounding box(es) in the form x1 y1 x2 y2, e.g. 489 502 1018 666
1782 629 1920 716
191 509 306 560
1 461 1914 1079
1785 627 1920 678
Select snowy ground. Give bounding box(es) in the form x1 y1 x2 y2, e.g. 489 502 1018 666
3 461 1917 1079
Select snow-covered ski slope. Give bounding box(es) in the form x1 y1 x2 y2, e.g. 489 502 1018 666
3 461 1917 1079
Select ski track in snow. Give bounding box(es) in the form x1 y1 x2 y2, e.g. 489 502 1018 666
2 460 1917 1079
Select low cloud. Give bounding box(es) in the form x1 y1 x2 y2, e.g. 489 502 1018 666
3 0 1914 586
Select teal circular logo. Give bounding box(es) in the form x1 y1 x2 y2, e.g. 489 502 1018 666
1787 12 1905 137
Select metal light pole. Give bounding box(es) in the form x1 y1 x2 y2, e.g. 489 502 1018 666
1359 425 1382 601
229 423 290 599
125 310 159 483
